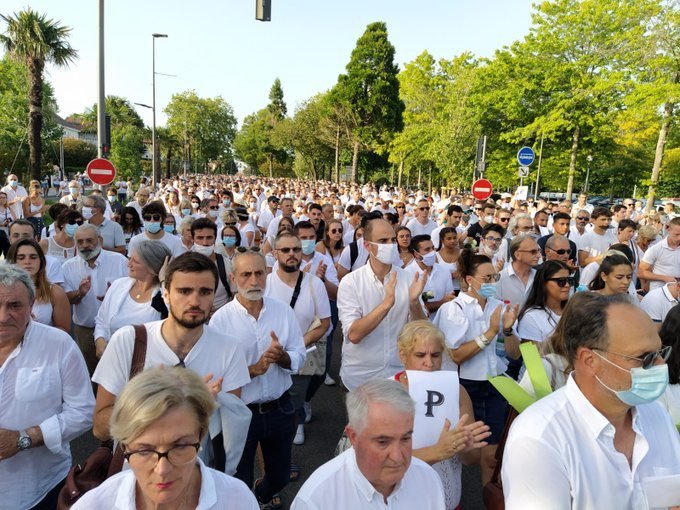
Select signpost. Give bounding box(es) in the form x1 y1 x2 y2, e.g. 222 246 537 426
86 158 116 186
518 166 530 178
472 178 493 201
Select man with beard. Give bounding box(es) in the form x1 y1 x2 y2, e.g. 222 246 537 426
91 252 249 460
63 224 128 374
210 250 306 508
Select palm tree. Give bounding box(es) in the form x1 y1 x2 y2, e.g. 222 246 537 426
1 8 77 181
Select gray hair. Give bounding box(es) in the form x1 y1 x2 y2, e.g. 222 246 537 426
509 233 534 261
0 263 35 302
562 293 631 364
230 249 267 275
132 240 172 280
508 213 532 235
545 234 569 251
75 223 101 238
177 216 194 235
346 379 415 433
87 193 107 213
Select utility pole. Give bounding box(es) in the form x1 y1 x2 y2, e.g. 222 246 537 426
97 0 106 159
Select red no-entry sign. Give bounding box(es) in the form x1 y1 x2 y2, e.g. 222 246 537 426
472 179 493 201
86 158 116 186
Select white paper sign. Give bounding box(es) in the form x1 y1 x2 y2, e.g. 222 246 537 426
643 474 680 508
406 370 459 449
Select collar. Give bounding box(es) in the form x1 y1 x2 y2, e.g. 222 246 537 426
232 294 267 317
79 253 102 269
661 283 678 303
366 258 394 283
661 238 678 251
346 448 404 504
507 262 535 280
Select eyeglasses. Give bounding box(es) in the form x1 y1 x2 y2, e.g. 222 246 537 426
548 248 572 255
143 214 162 222
418 207 430 211
595 346 672 370
330 228 343 234
547 276 576 288
483 236 502 244
475 273 501 283
517 249 541 255
277 246 302 254
124 443 200 468
576 217 589 221
235 246 260 253
67 220 84 226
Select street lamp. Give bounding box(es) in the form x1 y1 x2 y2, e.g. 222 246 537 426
585 155 593 194
152 33 168 187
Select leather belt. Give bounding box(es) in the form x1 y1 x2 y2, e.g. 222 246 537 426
247 392 289 414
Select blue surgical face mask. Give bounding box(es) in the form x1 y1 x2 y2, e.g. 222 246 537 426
223 199 231 207
301 239 316 256
64 223 78 237
594 351 669 406
181 208 191 216
69 187 78 195
222 236 237 248
478 282 497 299
144 221 161 234
108 195 116 203
163 225 175 234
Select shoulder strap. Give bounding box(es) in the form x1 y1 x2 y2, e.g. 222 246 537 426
289 271 304 309
130 325 148 379
349 241 358 270
215 254 233 299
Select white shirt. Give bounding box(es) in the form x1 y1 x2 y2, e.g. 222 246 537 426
406 217 438 237
658 384 680 428
577 229 617 261
434 292 508 380
291 448 445 510
94 277 162 342
496 263 536 309
257 207 280 231
337 263 420 391
209 297 306 404
128 231 187 257
1 184 27 219
517 307 561 342
640 283 678 323
403 261 453 322
0 321 94 510
72 458 259 510
93 321 249 399
502 374 680 510
641 237 680 290
569 225 588 245
265 272 331 333
62 250 129 327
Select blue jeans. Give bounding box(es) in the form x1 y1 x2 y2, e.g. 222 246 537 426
235 393 296 503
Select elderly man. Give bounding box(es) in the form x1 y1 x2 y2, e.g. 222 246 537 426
0 265 94 509
496 234 540 310
210 250 306 507
58 180 84 209
82 193 126 254
1 173 27 219
502 295 680 509
291 379 445 509
63 224 128 373
126 187 151 218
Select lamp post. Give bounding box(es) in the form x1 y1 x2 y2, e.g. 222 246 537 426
585 154 593 194
152 33 168 187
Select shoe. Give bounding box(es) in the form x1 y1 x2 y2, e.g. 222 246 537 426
324 374 336 386
293 424 305 445
303 402 312 424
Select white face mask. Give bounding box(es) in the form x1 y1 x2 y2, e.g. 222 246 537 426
192 244 214 257
208 210 219 219
420 251 437 267
368 241 398 265
484 215 494 224
81 207 94 220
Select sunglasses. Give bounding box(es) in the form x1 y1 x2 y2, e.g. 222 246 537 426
548 248 572 255
595 346 672 370
330 228 343 234
209 206 219 210
143 214 163 222
498 218 510 222
547 276 576 288
418 207 430 211
235 246 260 253
576 217 589 221
278 246 302 254
67 220 84 226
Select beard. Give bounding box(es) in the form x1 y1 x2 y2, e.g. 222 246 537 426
169 306 209 329
280 261 300 273
241 288 264 301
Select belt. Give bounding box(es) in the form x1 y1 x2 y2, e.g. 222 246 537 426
247 392 289 414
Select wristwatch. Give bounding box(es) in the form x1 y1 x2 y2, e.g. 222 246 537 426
503 328 514 337
17 430 32 451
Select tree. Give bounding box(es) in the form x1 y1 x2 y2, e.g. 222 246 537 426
336 21 404 181
268 77 287 118
1 8 77 181
109 124 146 181
75 95 144 132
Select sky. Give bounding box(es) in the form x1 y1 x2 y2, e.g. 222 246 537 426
2 0 536 128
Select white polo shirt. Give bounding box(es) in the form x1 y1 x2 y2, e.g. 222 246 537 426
640 283 678 322
406 217 438 237
403 260 454 321
502 374 680 510
641 237 680 290
291 448 445 510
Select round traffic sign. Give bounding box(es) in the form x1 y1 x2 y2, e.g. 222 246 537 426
86 158 116 186
472 179 493 201
517 146 535 166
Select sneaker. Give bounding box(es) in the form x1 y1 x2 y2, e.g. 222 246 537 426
324 374 336 386
303 402 312 424
293 424 305 445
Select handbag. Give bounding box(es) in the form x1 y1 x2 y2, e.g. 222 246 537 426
57 325 148 509
481 407 519 510
299 274 326 376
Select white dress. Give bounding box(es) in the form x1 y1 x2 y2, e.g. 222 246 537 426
32 301 53 326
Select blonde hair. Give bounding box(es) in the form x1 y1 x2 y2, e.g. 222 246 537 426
109 366 216 446
397 320 449 360
176 216 194 235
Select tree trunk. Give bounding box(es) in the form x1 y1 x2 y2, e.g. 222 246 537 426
565 125 580 200
351 141 359 183
334 124 340 185
28 59 45 182
397 160 404 188
268 153 273 178
646 100 675 213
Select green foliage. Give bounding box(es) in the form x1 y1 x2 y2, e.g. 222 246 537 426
165 90 238 174
61 137 96 168
75 95 144 131
268 78 287 119
109 124 146 181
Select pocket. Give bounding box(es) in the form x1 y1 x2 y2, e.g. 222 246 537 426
14 366 56 402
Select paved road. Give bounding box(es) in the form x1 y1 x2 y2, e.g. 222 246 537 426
71 332 485 509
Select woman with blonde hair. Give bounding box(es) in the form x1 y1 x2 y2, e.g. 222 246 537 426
72 367 258 509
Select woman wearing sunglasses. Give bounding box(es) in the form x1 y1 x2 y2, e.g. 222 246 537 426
433 249 520 487
517 260 572 346
316 220 344 265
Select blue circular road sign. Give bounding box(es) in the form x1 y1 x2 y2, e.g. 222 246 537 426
517 146 535 166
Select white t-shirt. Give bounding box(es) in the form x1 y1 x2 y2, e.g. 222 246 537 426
517 308 561 343
265 272 331 333
577 230 617 261
641 238 680 290
128 231 187 257
639 283 678 322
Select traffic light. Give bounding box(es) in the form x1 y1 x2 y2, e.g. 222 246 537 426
256 0 271 21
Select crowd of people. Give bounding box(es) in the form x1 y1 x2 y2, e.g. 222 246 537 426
0 171 679 510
